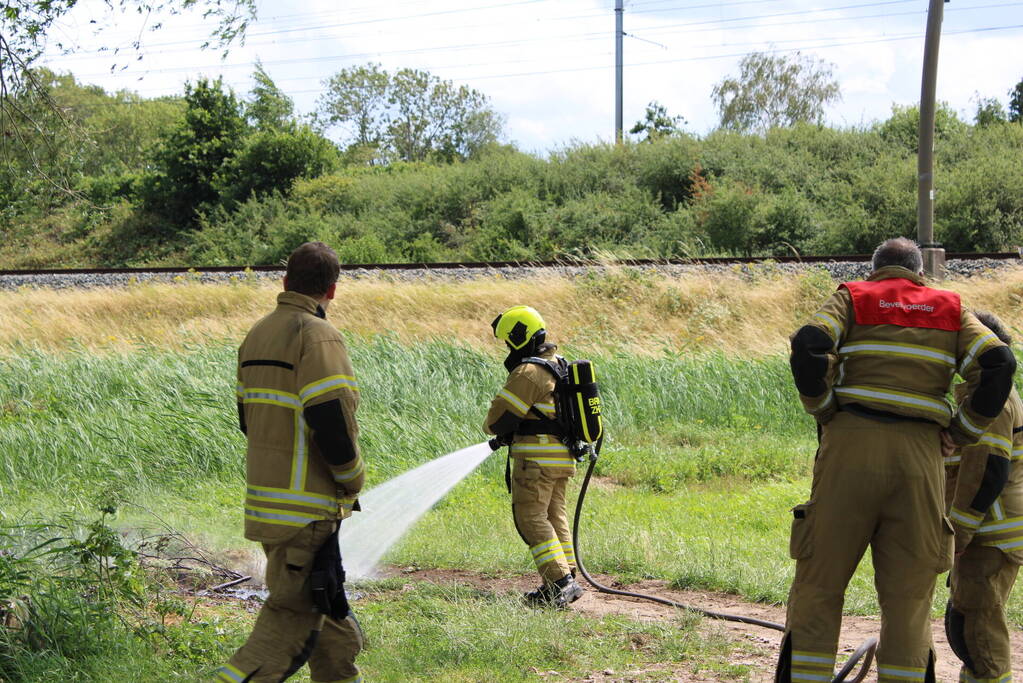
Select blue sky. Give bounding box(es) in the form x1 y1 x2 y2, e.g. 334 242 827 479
42 0 1023 153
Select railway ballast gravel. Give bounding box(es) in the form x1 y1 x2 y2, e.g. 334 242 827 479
0 257 1019 290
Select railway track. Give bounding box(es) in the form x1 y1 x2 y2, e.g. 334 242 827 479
0 251 1019 277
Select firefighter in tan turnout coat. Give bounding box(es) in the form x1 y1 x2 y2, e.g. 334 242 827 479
944 311 1023 683
775 238 1017 683
485 305 585 608
216 242 365 683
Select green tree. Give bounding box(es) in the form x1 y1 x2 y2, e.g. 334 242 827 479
246 62 294 130
1009 76 1023 123
316 63 503 163
140 78 247 229
973 96 1007 127
629 101 686 142
878 102 966 152
711 52 840 133
217 126 338 206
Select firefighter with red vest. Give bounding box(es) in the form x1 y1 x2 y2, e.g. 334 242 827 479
484 305 585 608
775 238 1016 683
216 242 364 683
944 311 1023 682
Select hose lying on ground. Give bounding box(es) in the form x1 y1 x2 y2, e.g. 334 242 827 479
570 450 879 683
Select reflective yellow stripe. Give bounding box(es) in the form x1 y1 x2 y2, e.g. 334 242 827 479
959 671 1012 683
814 311 842 341
957 409 984 436
333 457 364 483
944 454 962 465
498 388 529 415
242 388 302 409
977 514 1023 535
791 649 835 682
512 443 570 453
1014 448 1023 461
235 382 244 399
246 486 336 513
809 391 834 413
977 433 1013 457
878 663 927 681
839 341 955 366
300 374 359 403
216 664 246 682
981 534 1023 550
950 506 983 529
834 385 950 419
534 402 556 417
289 411 308 490
959 332 999 375
245 505 326 527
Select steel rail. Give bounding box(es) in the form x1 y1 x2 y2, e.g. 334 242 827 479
0 252 1018 277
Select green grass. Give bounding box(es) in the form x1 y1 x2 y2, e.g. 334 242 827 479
3 341 1023 680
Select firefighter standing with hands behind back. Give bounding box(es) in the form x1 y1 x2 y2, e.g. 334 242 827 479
776 237 1016 683
943 310 1023 683
484 305 585 609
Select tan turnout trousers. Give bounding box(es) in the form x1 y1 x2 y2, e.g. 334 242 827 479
215 521 363 683
511 456 575 583
950 545 1019 682
783 411 951 682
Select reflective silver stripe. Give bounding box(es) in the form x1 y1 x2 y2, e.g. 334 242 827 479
810 391 834 413
957 410 984 436
525 457 576 466
950 507 983 529
245 507 323 525
792 675 831 682
300 374 359 403
944 454 961 465
877 664 926 680
243 389 302 409
792 652 835 665
235 382 244 398
978 433 1013 455
534 402 556 416
992 498 1006 521
959 332 998 375
833 386 950 417
838 342 954 366
290 412 308 490
498 388 529 414
512 443 570 453
1014 448 1023 461
984 536 1023 550
246 487 334 511
814 311 842 340
978 515 1023 534
334 460 364 483
215 665 246 683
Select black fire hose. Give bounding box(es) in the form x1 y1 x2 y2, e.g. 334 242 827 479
570 448 879 683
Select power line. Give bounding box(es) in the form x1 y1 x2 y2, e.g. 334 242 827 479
59 22 1023 103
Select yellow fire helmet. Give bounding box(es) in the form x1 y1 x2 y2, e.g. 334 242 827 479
491 305 546 350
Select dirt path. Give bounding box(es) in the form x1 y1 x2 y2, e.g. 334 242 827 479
386 567 1023 682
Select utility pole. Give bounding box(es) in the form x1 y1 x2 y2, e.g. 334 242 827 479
918 0 947 278
615 0 624 143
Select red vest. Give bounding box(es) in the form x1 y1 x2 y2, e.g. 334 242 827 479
841 278 961 331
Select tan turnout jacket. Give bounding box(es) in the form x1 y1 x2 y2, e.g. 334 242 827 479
484 346 575 474
237 291 365 543
947 385 1023 563
797 266 1007 444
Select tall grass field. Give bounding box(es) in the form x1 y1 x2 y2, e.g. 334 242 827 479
2 269 1023 681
